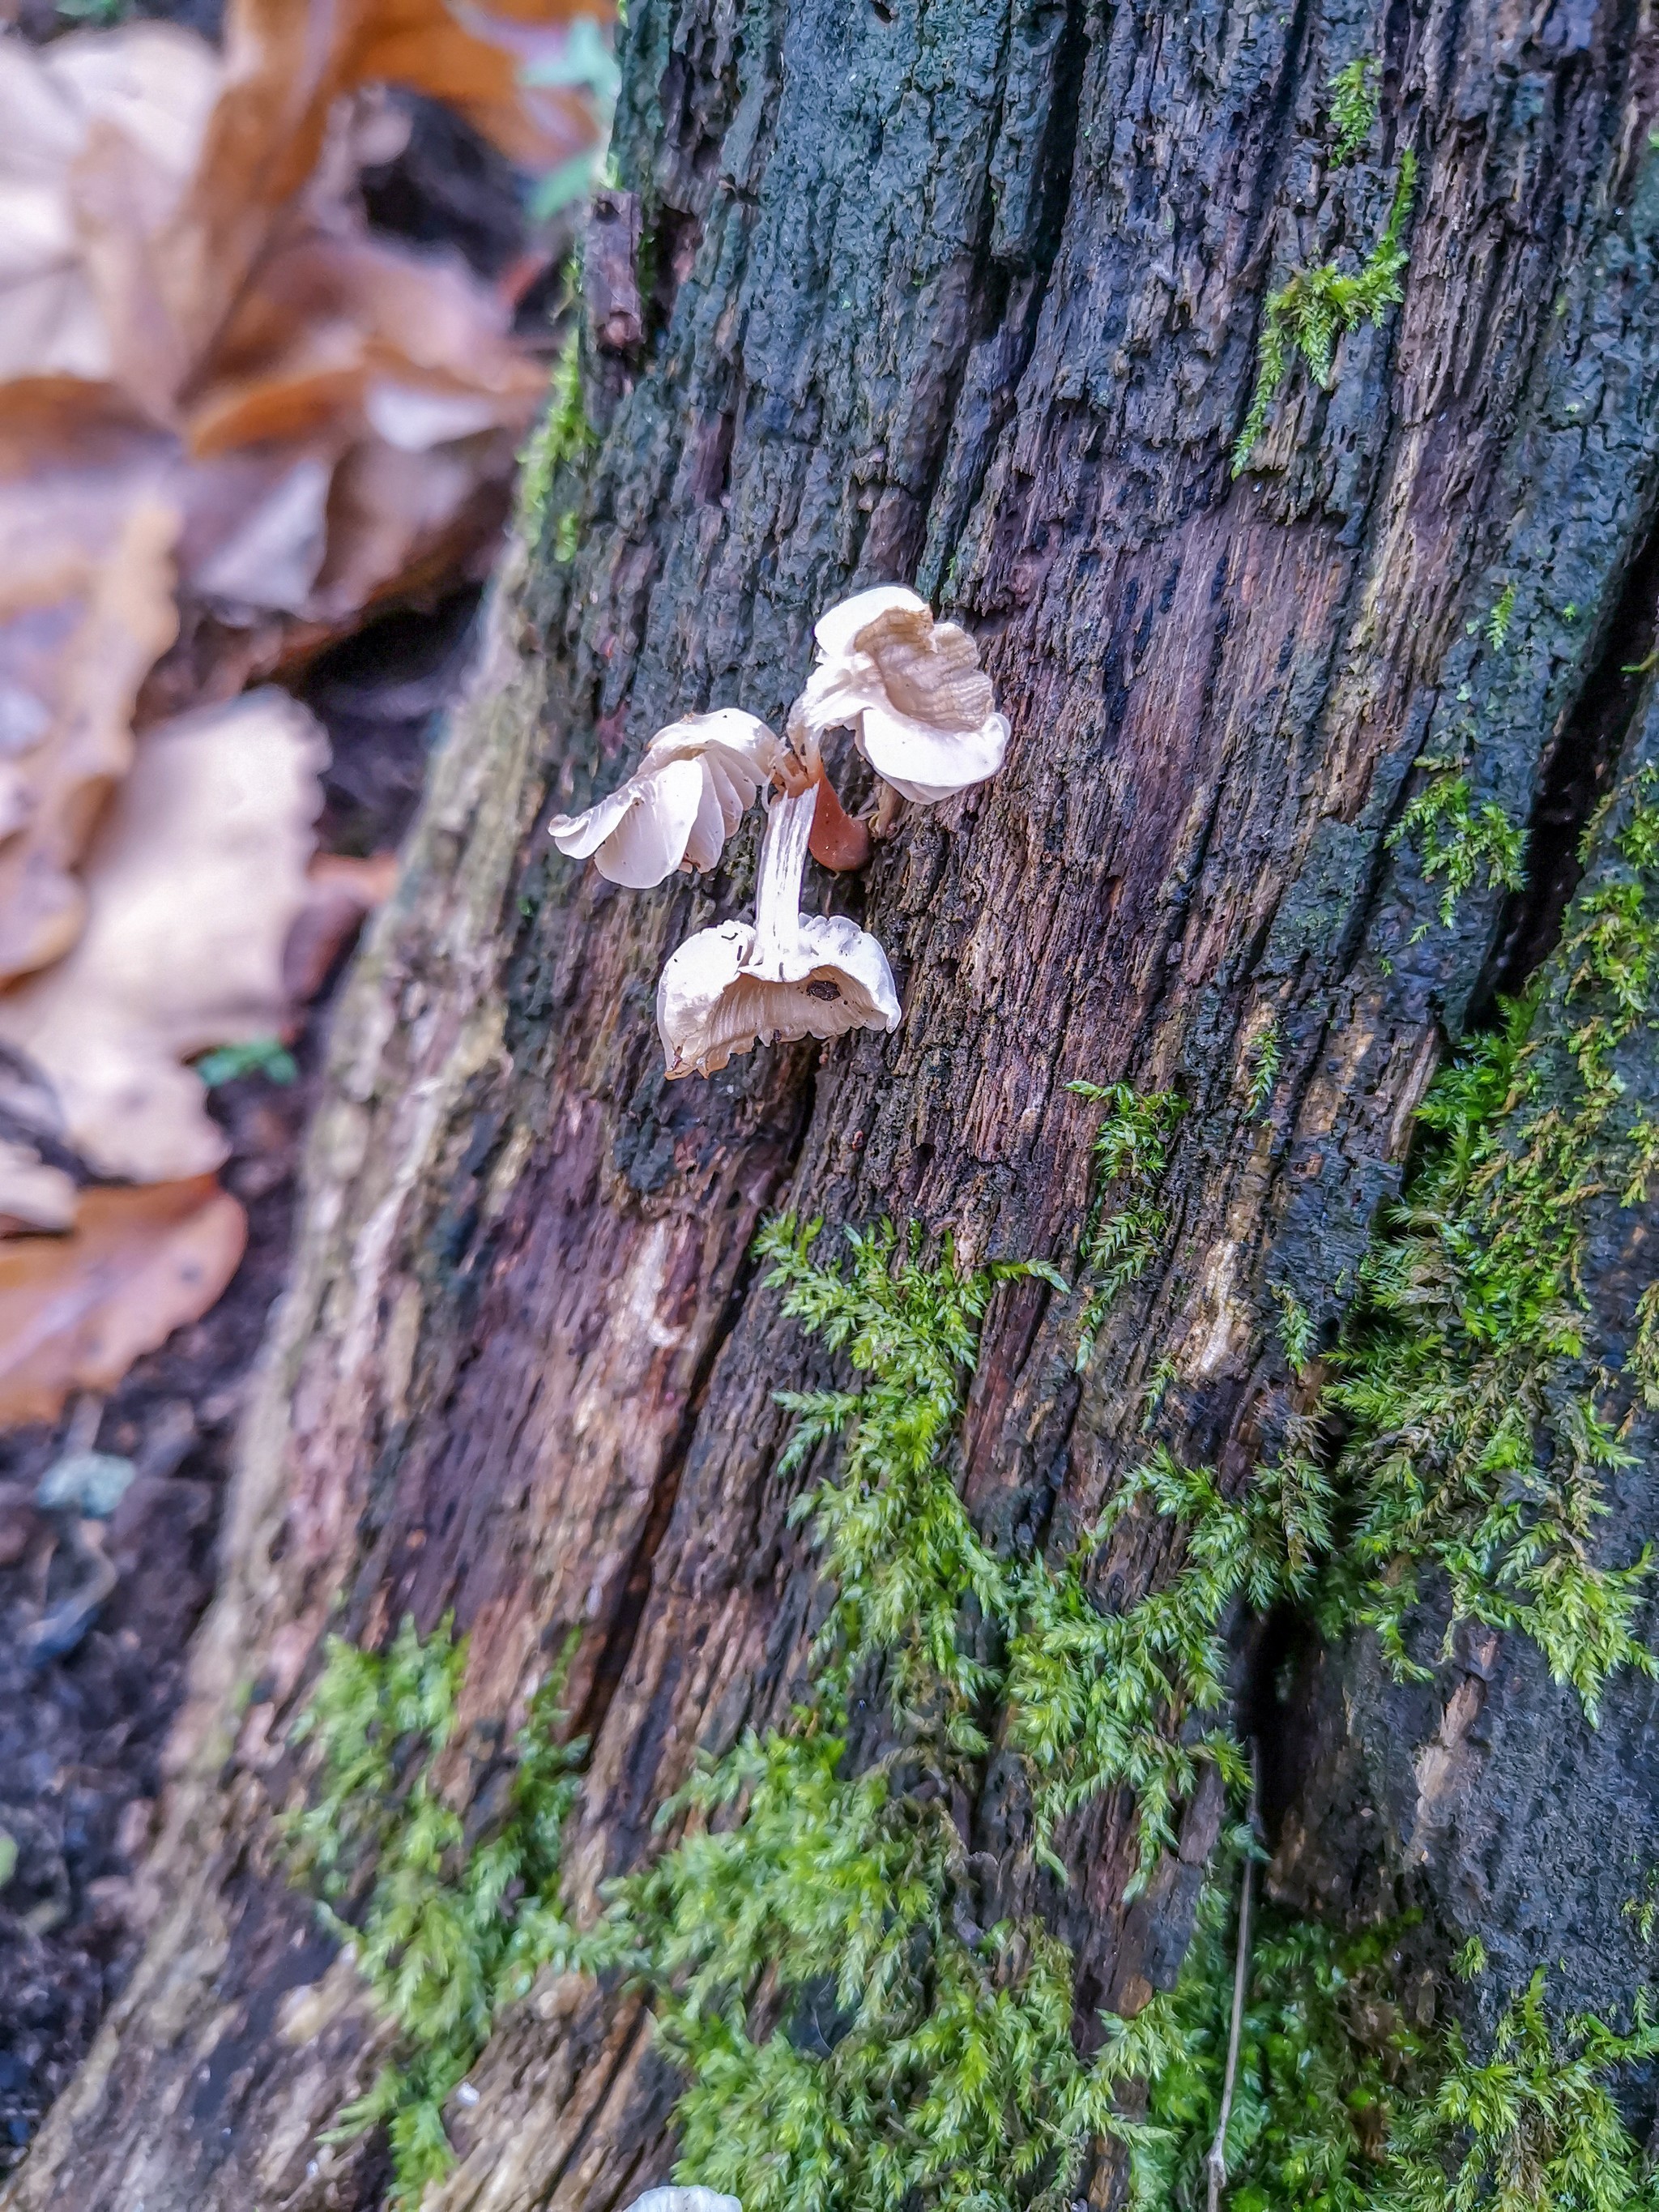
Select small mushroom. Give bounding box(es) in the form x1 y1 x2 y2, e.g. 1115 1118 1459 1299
789 584 1009 805
624 2192 742 2212
657 783 900 1079
549 710 778 887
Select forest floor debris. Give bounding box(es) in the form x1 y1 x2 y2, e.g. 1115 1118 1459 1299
0 0 605 2159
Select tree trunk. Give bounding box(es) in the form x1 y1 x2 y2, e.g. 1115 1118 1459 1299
9 2 1659 2207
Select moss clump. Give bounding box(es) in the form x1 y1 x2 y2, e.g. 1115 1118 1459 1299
516 327 597 551
1232 153 1416 477
282 1617 585 2204
1141 1876 1659 2212
1326 764 1659 1713
1137 1877 1421 2212
1384 1971 1659 2212
1328 58 1381 164
1388 767 1528 930
592 1205 1318 2211
1068 1081 1186 1370
616 1714 1156 2212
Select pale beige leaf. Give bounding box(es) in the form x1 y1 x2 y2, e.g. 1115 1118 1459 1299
0 23 220 398
0 1175 245 1426
0 688 325 1182
0 483 181 982
0 1138 77 1234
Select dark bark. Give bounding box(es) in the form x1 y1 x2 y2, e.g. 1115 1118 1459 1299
8 1 1659 2206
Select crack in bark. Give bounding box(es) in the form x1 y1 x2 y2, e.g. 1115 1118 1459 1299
1472 488 1659 1024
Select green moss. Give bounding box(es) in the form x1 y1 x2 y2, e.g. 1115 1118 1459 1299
1141 1882 1659 2212
585 1206 1325 2210
1329 58 1380 164
1452 1937 1488 1983
1486 582 1519 651
281 1617 585 2204
1271 1284 1316 1373
1388 768 1527 930
1232 153 1416 477
279 759 1659 2202
1067 1081 1186 1370
754 1215 1065 1719
1247 1016 1283 1119
1326 767 1659 1714
1136 1878 1420 2212
1384 1972 1659 2212
516 327 597 548
615 1716 1154 2212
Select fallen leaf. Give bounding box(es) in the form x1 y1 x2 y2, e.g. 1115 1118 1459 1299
311 428 519 619
0 1176 246 1427
168 0 604 389
0 1138 77 1234
0 472 180 980
0 688 325 1182
186 230 546 456
0 23 223 404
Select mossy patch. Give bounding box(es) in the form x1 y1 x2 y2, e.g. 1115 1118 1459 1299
1232 154 1416 478
281 1618 584 2203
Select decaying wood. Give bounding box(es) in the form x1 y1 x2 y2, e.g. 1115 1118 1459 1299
9 2 1659 2206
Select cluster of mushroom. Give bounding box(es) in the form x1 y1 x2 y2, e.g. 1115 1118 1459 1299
549 587 1009 1078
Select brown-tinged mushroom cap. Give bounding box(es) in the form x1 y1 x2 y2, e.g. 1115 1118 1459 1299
791 585 1009 805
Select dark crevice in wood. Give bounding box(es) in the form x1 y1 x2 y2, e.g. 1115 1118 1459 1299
1026 0 1090 281
1470 492 1659 1027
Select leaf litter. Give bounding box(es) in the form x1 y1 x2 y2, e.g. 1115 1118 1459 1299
0 0 608 1421
0 0 612 2168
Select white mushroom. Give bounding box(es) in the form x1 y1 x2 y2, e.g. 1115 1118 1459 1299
789 584 1009 805
623 2193 742 2212
656 782 900 1079
548 710 778 887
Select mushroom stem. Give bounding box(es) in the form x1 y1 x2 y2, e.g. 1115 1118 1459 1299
872 782 905 839
748 783 817 980
808 774 872 872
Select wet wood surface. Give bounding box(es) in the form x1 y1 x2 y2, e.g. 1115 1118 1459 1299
10 2 1659 2205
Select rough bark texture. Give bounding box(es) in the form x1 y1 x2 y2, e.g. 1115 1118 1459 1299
9 1 1659 2206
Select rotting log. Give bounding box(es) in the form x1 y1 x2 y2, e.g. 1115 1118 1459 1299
9 1 1659 2206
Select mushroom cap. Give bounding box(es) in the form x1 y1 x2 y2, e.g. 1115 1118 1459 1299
812 583 928 660
548 710 778 886
795 588 1006 804
657 912 901 1079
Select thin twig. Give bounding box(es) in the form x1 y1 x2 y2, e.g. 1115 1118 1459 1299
1205 1797 1258 2212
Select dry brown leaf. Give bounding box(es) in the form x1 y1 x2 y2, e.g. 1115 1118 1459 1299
0 687 325 1182
186 231 546 456
164 0 603 386
1 0 601 418
311 429 518 618
0 472 181 981
0 1176 245 1426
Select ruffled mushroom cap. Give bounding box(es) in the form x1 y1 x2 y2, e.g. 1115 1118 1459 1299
548 709 778 887
791 584 1009 805
656 784 900 1079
